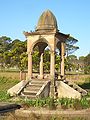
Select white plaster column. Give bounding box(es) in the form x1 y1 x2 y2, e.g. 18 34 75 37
60 42 65 77
50 51 55 78
40 52 44 79
28 52 32 80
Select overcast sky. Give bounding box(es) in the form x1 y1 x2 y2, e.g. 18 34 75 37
0 0 90 57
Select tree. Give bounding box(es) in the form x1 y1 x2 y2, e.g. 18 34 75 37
84 53 90 74
79 56 85 61
0 36 12 68
32 50 39 72
44 49 50 72
65 36 79 56
55 54 60 72
10 39 27 70
65 55 77 72
0 36 12 52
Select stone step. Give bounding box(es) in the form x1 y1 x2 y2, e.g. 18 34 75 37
20 79 45 99
31 80 45 83
21 93 36 99
81 91 87 96
63 80 68 84
27 84 43 87
65 80 87 96
24 87 40 91
20 79 50 99
29 82 45 86
22 90 37 95
69 84 73 87
73 84 87 94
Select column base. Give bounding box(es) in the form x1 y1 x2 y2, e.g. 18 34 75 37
26 75 33 81
60 75 66 80
38 75 44 79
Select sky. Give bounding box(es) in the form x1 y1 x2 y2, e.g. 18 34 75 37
0 0 90 57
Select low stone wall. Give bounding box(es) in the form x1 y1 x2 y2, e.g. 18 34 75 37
36 80 51 98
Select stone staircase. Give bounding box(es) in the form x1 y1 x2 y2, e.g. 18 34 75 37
20 79 87 99
61 79 87 96
20 79 50 99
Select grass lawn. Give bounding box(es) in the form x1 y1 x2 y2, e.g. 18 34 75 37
0 73 90 120
0 76 19 101
0 72 90 109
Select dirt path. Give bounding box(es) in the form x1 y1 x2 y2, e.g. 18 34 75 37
15 108 90 119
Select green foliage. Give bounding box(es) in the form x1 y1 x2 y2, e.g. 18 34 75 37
21 97 90 110
0 76 19 101
0 35 89 75
65 55 77 72
0 36 12 52
0 36 12 68
84 66 90 74
10 40 27 71
55 55 60 71
58 98 74 109
0 91 10 101
32 50 39 72
80 98 89 109
65 36 79 55
23 97 56 109
84 54 90 74
57 98 90 110
43 49 50 72
0 37 27 71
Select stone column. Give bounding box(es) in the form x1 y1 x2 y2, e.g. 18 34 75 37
50 51 55 78
28 52 32 80
60 42 65 77
50 51 55 97
39 52 44 79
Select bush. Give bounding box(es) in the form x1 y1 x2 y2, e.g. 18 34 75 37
84 66 90 74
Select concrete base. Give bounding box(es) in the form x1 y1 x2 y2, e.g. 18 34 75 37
57 81 81 99
7 80 29 96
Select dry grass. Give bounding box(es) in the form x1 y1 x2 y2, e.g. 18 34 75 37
0 71 20 80
1 112 88 120
0 71 27 80
0 71 90 83
66 74 90 84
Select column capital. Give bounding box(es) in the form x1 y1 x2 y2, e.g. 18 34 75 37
50 50 55 54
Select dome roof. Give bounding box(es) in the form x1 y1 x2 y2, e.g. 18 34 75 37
36 10 58 31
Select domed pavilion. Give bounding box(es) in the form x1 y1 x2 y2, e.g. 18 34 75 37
8 10 87 99
24 10 70 80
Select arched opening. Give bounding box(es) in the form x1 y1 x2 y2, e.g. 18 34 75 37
56 41 65 77
31 39 51 79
